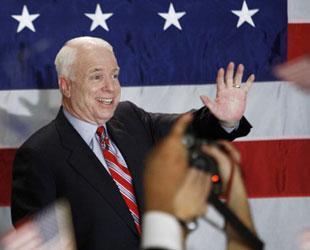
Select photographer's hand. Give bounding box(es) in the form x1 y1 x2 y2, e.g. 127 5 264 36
144 113 211 231
173 168 211 222
142 114 214 250
144 114 192 215
202 142 257 250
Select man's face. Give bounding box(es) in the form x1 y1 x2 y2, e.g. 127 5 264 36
65 46 121 125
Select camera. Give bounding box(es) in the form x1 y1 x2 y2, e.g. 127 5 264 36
183 129 265 249
182 131 222 196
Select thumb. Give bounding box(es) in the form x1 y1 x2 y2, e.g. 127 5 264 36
200 95 216 113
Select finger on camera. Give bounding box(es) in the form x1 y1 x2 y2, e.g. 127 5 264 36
200 144 232 184
217 140 241 164
170 113 193 139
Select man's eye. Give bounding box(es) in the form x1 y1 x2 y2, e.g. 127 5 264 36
91 75 103 80
112 74 119 80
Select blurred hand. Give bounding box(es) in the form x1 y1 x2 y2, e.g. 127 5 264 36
202 141 256 250
144 113 192 214
274 55 310 92
200 62 254 126
144 113 211 222
173 168 211 221
201 142 235 194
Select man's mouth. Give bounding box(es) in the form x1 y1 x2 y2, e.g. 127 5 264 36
96 97 113 105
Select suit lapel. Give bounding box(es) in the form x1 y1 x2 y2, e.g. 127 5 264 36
55 109 138 236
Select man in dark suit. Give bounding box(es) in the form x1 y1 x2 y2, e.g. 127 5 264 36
11 36 254 250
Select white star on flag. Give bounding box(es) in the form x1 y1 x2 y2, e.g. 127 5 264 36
158 3 186 31
231 0 259 28
85 4 113 32
11 5 40 33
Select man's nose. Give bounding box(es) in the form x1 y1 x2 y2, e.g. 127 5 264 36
101 77 115 91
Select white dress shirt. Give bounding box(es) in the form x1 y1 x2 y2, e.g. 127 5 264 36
142 211 183 250
62 108 127 173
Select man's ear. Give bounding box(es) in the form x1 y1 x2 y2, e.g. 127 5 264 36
59 76 71 98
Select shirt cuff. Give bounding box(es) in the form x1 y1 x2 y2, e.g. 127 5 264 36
141 211 183 250
221 121 240 133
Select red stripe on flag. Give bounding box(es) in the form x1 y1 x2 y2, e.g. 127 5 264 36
0 149 15 206
1 139 309 205
288 24 310 60
234 139 310 198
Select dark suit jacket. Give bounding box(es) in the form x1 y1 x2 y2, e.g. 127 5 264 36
11 101 251 250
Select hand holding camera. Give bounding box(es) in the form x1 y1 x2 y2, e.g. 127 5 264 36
144 114 262 249
144 114 242 223
144 113 211 223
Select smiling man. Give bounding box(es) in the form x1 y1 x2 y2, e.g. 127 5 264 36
57 38 121 124
11 36 253 250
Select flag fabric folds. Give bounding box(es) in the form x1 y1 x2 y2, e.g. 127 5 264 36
0 0 286 90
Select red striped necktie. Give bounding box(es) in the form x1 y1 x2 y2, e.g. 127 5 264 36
96 126 141 234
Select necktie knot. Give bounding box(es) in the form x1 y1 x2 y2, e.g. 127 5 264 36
96 126 109 148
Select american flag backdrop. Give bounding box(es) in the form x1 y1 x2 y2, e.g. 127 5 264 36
0 0 309 249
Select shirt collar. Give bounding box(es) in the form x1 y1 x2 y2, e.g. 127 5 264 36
62 107 104 146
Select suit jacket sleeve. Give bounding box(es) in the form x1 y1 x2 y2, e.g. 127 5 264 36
122 101 252 143
11 147 56 225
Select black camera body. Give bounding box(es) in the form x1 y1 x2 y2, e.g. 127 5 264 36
182 132 222 196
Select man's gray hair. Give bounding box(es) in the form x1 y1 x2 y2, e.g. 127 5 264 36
54 36 114 80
